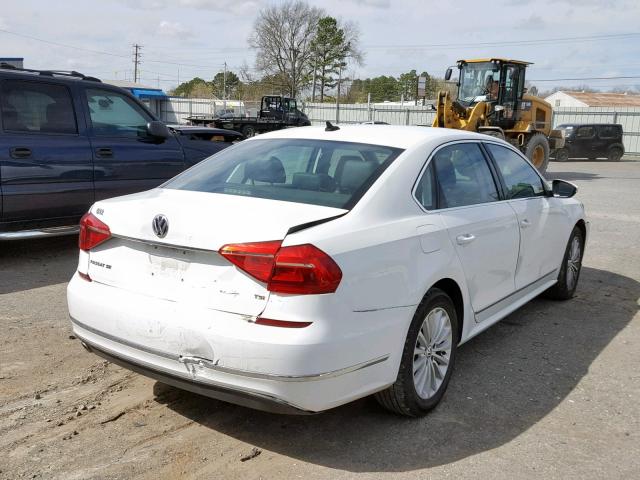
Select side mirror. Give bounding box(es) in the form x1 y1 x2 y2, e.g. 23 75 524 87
444 67 453 81
551 179 577 198
146 120 170 139
494 105 505 112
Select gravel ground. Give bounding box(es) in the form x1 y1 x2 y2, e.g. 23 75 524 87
1 159 639 480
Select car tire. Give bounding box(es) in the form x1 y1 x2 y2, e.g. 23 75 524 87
555 148 569 162
544 226 584 300
375 288 458 417
242 125 256 138
524 133 550 173
608 147 623 162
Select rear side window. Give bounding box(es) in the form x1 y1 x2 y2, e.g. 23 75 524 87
0 80 77 134
486 144 545 199
85 88 151 137
165 139 403 209
431 143 499 209
598 125 620 139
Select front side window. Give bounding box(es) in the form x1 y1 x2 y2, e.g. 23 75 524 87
576 126 595 138
0 80 77 134
458 62 501 104
432 143 499 208
165 139 403 209
85 88 151 137
486 144 545 199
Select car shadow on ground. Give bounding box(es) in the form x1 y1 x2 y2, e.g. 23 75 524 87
154 266 638 472
0 236 78 294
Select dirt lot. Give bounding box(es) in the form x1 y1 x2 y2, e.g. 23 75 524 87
1 160 639 480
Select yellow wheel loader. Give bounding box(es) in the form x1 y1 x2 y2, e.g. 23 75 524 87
432 58 564 173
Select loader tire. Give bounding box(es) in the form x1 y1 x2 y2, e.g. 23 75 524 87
524 133 550 173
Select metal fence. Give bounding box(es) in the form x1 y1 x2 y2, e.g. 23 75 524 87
157 98 640 155
302 101 436 127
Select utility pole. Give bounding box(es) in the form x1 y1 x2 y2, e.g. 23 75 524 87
132 44 142 83
311 51 318 103
223 61 227 100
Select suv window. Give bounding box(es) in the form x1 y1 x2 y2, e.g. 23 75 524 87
0 80 77 134
431 143 499 209
486 144 545 199
576 126 595 138
598 125 620 139
85 88 151 137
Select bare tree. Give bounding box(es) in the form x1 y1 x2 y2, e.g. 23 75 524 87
249 1 324 97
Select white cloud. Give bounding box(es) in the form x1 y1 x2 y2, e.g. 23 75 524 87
157 20 192 38
346 0 390 7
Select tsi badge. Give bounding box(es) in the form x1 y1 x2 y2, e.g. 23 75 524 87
152 214 169 238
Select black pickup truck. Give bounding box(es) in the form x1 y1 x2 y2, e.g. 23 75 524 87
187 95 310 137
0 64 241 240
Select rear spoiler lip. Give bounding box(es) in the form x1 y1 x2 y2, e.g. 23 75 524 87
286 212 348 235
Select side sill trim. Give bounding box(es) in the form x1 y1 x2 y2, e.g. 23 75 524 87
70 316 389 382
474 269 558 323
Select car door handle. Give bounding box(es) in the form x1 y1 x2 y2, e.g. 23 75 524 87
10 147 32 159
456 233 476 245
520 219 531 229
95 148 113 158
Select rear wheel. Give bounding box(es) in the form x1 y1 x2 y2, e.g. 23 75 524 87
608 147 623 162
241 125 256 138
375 288 458 416
544 226 584 300
524 133 550 173
555 148 569 162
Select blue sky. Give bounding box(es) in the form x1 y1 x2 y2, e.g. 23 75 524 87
1 0 639 92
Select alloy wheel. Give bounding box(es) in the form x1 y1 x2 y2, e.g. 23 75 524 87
413 307 453 399
566 236 582 290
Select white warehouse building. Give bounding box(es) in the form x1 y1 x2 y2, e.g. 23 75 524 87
545 91 640 108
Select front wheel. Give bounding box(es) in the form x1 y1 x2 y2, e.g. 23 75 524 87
524 133 550 173
544 226 584 300
375 288 458 416
555 148 569 162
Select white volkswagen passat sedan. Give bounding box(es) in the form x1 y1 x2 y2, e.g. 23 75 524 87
67 125 587 416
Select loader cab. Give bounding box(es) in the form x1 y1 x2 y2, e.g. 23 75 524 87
455 59 529 129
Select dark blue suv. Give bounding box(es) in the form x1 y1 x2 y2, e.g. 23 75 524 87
0 65 241 240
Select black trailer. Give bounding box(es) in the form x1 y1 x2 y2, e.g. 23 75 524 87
186 95 310 137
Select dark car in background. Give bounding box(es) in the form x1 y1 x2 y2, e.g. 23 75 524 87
0 64 240 240
553 123 625 162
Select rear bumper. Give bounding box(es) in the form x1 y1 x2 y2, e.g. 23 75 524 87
75 331 312 415
67 274 410 412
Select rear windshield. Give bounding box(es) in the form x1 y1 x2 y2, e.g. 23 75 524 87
164 138 403 209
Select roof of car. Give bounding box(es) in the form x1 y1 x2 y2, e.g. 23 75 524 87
256 125 489 149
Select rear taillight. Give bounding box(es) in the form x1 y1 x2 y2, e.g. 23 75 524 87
79 212 111 251
218 241 342 295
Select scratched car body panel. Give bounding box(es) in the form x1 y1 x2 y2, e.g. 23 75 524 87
67 125 588 415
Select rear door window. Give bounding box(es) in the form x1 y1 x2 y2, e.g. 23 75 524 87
430 143 500 208
0 80 77 134
598 125 620 139
165 139 403 209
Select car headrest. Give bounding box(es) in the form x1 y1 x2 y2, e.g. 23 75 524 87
244 156 286 184
338 159 378 193
292 173 336 192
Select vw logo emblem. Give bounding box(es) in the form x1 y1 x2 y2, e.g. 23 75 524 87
152 214 169 238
